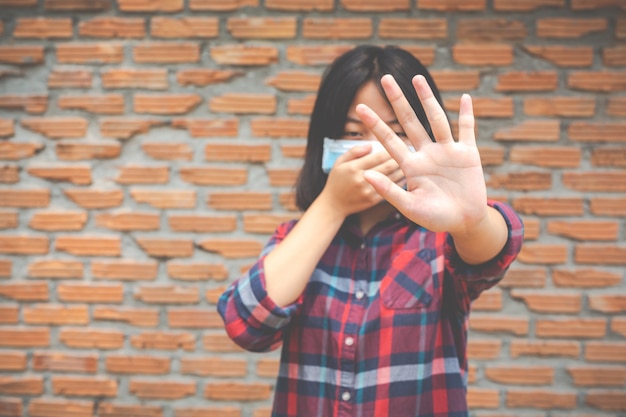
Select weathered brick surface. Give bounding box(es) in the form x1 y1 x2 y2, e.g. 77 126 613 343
0 3 623 416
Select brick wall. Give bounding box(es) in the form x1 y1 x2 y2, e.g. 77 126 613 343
0 0 624 416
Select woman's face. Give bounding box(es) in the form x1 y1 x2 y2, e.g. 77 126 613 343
340 80 407 141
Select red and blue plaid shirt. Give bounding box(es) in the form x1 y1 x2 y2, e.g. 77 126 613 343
218 201 523 417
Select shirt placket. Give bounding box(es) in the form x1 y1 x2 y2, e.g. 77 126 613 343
338 237 368 417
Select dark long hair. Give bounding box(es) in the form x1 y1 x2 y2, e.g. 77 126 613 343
295 45 445 211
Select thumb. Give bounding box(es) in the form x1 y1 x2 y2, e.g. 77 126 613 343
335 143 372 164
363 170 412 211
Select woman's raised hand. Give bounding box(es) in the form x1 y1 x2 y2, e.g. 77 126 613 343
355 74 488 236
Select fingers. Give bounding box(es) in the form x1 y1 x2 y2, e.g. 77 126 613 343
363 170 412 214
334 142 372 166
458 94 476 146
380 74 432 150
412 74 454 144
355 104 411 166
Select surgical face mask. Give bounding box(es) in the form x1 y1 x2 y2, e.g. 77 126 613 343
321 137 414 173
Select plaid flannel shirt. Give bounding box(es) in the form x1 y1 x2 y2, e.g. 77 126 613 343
218 200 524 417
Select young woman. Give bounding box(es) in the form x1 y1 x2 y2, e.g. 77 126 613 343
218 45 523 417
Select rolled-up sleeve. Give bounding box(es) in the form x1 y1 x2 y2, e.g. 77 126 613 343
444 200 524 309
217 220 302 352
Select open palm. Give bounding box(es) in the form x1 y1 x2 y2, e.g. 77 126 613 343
356 74 488 235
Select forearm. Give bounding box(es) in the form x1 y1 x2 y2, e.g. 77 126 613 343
264 194 346 307
450 206 509 265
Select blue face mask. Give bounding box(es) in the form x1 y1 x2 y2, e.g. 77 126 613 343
321 137 415 173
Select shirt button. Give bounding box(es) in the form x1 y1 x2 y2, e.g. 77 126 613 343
345 336 354 346
341 391 351 401
360 242 365 250
355 290 365 300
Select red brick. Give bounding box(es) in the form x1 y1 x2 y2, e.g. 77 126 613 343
588 295 626 313
341 0 408 10
0 235 48 255
48 69 92 89
56 235 120 257
205 382 272 401
131 189 196 209
538 18 607 38
181 167 247 185
56 43 123 64
63 188 123 209
487 171 551 191
59 328 124 349
130 331 195 351
495 71 559 92
58 94 124 114
176 69 242 87
467 339 501 359
431 71 480 92
205 286 226 304
0 95 48 113
0 281 50 301
129 379 195 400
116 165 169 185
0 351 25 370
27 164 91 185
171 118 238 137
0 141 43 159
553 268 622 288
180 357 247 377
456 19 525 41
0 305 18 324
256 359 279 378
618 17 626 39
537 319 606 338
506 390 576 409
208 192 272 211
379 18 447 39
0 210 17 229
494 120 560 142
169 215 236 233
176 407 240 417
0 118 14 138
517 243 568 264
29 210 87 231
498 268 546 288
286 44 354 66
572 0 626 8
603 45 626 67
590 197 626 216
28 398 93 417
198 239 263 259
211 44 278 66
612 318 626 337
189 0 257 10
512 196 583 216
510 340 580 359
548 220 618 241
445 96 513 118
134 94 201 115
524 96 595 117
32 352 97 373
52 376 117 397
102 68 167 90
279 192 298 211
585 342 626 363
592 148 626 167
466 387 499 409
452 44 513 66
205 143 270 162
470 289 502 311
44 0 111 11
22 117 87 139
469 316 529 335
118 0 182 11
166 262 229 281
510 290 582 313
95 211 160 231
0 45 45 64
136 237 194 258
0 165 18 184
568 122 626 142
250 118 308 138
243 214 299 234
486 366 554 385
151 17 218 38
56 141 121 161
0 398 22 417
564 172 626 192
280 144 306 158
574 244 626 265
168 308 222 328
106 355 170 375
98 403 163 417
0 0 37 5
509 146 580 168
302 18 371 39
0 376 43 395
58 283 123 303
0 328 49 347
567 366 626 388
93 306 158 327
227 17 296 39
92 260 158 281
210 93 276 114
524 45 593 67
135 285 199 304
79 17 145 38
0 259 11 278
133 43 199 64
477 147 505 166
569 71 626 92
142 142 192 161
585 391 626 411
23 304 89 325
100 118 166 140
202 332 244 352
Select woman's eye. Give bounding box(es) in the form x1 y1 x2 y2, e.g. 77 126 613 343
342 131 362 138
395 132 408 138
